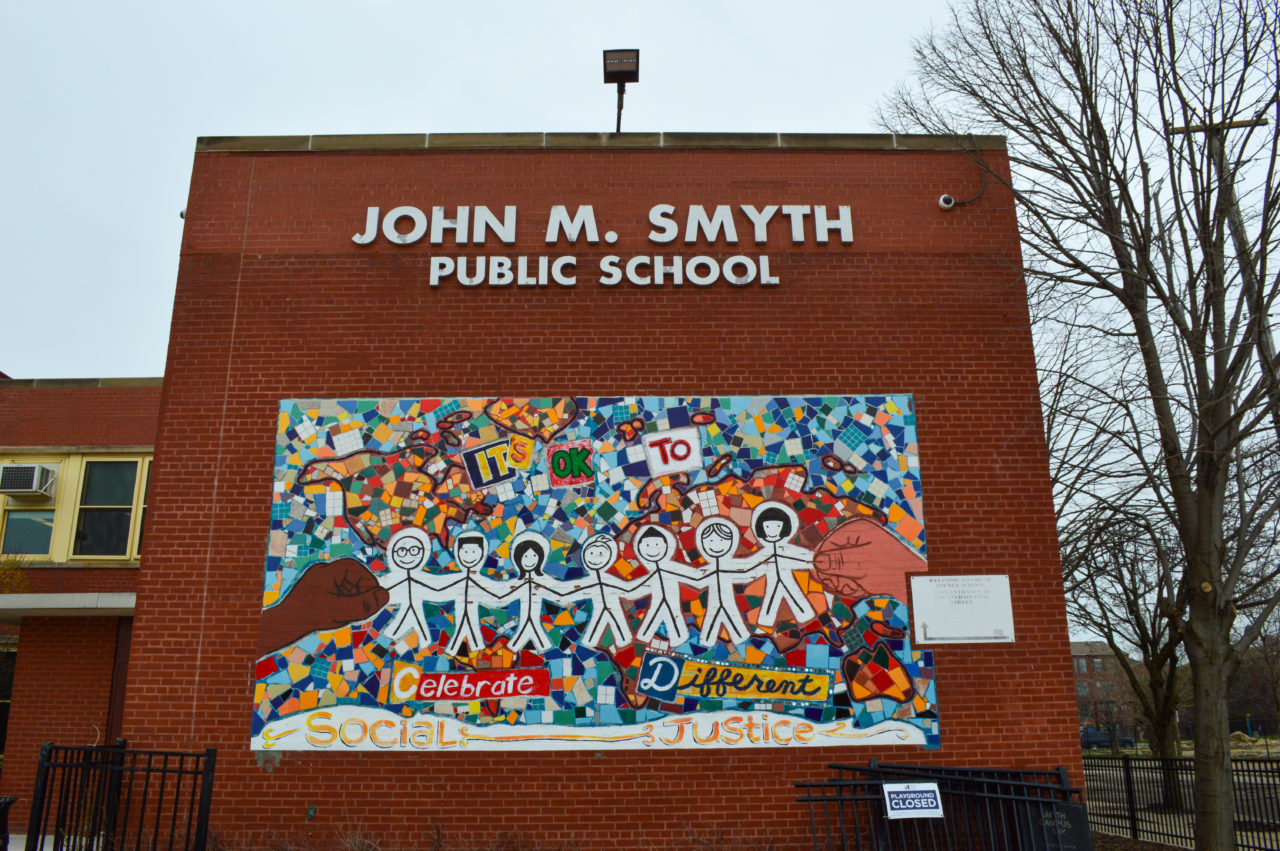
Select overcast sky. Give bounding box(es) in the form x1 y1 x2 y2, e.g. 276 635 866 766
1 1 953 379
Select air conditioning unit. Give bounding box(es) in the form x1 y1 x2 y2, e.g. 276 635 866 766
0 464 57 498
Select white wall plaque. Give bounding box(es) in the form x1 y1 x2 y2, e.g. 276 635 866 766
910 574 1015 644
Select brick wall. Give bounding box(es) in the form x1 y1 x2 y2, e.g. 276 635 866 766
123 139 1078 849
1 617 122 824
0 380 161 448
17 568 137 595
0 381 156 821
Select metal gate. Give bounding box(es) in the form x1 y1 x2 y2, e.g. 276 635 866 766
25 740 215 851
797 760 1091 850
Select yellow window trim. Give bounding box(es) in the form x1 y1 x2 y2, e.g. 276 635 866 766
0 453 152 563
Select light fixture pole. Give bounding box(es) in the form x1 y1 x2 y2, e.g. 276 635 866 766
602 49 639 134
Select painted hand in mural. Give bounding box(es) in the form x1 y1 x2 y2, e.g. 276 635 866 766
812 516 927 602
256 558 390 657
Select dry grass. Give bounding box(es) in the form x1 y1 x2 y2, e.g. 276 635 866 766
1091 830 1183 850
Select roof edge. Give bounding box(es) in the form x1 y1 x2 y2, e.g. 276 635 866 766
195 132 1006 154
0 377 164 388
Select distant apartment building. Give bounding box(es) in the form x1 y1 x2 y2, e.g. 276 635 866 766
1071 640 1142 741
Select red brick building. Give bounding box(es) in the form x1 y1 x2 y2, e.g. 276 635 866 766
0 377 161 816
1 133 1078 848
1072 640 1143 744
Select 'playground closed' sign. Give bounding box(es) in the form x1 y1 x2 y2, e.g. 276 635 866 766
883 783 944 819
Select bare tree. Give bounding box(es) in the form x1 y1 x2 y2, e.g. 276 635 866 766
1227 626 1280 730
1042 303 1187 778
1063 510 1188 806
882 1 1280 846
1258 631 1280 729
1257 630 1280 728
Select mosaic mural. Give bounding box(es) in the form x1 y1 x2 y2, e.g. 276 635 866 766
253 396 936 751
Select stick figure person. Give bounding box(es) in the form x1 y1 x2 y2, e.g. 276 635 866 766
381 527 435 639
573 534 645 649
692 517 754 645
494 530 579 653
749 502 816 627
414 531 509 655
624 525 706 647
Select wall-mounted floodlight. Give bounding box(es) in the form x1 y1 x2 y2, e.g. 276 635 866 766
603 49 639 133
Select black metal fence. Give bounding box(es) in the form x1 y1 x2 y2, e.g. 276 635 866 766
797 760 1091 850
25 740 216 851
1082 755 1280 850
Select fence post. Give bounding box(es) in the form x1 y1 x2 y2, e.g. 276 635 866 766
1269 759 1280 843
101 738 127 850
24 743 53 851
1121 755 1139 839
192 748 217 850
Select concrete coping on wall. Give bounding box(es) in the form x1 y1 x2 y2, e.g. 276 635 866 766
194 132 1007 153
0 377 163 388
0 592 136 623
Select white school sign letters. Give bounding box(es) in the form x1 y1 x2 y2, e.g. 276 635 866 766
348 204 854 288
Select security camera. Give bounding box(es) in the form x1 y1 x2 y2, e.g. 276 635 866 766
938 194 956 211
